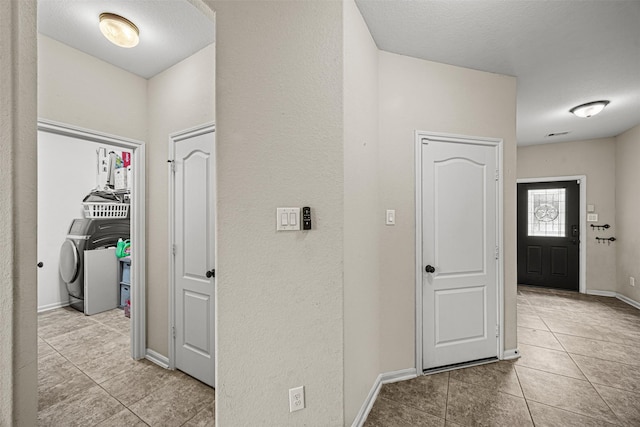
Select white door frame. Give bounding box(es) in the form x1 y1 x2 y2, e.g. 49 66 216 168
37 119 147 360
414 130 504 375
167 122 216 371
517 175 587 294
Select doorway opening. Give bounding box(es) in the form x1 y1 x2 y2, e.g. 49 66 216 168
517 176 587 293
37 119 147 358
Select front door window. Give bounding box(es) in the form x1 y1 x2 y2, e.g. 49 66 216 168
527 188 566 237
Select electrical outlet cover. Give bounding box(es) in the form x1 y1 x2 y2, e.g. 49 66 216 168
289 386 305 412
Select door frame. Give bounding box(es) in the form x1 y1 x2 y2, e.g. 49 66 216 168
414 130 504 375
517 175 587 294
37 119 147 360
167 122 216 372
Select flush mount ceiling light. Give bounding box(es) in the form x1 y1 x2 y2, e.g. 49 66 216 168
99 13 139 48
570 100 610 118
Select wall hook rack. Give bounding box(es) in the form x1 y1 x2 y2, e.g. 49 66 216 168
596 237 616 245
590 224 610 231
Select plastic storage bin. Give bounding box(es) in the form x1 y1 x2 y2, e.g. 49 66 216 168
120 284 130 308
121 261 131 284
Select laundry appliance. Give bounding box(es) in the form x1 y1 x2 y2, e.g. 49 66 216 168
58 218 130 314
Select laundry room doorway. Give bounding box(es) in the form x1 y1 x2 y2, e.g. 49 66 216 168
37 120 147 359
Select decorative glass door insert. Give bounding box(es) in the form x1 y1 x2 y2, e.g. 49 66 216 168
527 188 566 237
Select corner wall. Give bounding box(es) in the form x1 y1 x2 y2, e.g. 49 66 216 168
210 1 345 424
615 124 640 301
146 43 216 356
517 138 617 293
343 0 381 424
377 51 518 372
0 0 38 424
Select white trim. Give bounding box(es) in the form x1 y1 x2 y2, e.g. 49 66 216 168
502 348 521 360
37 119 147 360
586 290 616 297
584 291 640 310
616 293 640 310
37 301 70 313
167 122 216 372
351 368 417 427
415 131 504 372
145 348 170 369
517 175 587 294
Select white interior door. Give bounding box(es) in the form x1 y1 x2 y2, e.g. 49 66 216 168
421 137 499 370
173 126 215 387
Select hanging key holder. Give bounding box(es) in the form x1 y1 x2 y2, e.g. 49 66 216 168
596 237 616 245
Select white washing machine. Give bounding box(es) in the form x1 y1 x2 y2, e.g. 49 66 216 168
58 218 129 314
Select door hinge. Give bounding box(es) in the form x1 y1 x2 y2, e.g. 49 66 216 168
495 246 499 259
496 325 500 338
172 244 176 256
495 169 499 181
172 326 176 339
168 159 176 173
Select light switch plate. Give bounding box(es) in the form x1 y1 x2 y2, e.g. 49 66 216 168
587 213 598 222
587 204 595 213
386 210 396 225
277 208 300 231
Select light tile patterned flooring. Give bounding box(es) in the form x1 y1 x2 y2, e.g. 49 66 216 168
365 285 640 426
38 307 215 426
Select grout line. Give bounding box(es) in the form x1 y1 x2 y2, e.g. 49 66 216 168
513 367 535 425
443 372 451 424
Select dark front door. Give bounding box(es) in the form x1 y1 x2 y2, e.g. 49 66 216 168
517 180 580 290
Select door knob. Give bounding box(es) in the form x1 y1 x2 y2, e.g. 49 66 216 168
37 262 44 268
205 269 215 278
425 265 435 273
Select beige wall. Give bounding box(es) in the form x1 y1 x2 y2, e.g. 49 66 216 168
210 1 345 424
38 36 148 142
343 0 380 423
517 138 617 293
0 0 38 424
146 43 216 356
615 124 640 301
377 51 518 371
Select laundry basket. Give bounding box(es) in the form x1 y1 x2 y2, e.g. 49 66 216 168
83 202 129 219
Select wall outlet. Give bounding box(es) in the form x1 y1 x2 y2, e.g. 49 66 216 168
631 277 636 287
289 386 305 412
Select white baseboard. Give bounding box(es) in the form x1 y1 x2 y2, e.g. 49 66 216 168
617 293 640 310
37 301 70 313
585 290 640 310
586 290 616 297
503 348 520 360
351 368 417 427
145 349 170 369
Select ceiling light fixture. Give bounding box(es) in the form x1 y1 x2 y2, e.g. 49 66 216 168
99 13 139 48
569 100 609 118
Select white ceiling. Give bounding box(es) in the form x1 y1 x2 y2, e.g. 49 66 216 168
37 0 215 79
355 0 640 145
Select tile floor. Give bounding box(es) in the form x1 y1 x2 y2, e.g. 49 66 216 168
38 307 215 426
365 285 640 426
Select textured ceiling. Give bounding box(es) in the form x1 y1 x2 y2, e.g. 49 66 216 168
356 0 640 145
38 0 215 79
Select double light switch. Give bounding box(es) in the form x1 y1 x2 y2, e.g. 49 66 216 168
277 208 301 231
